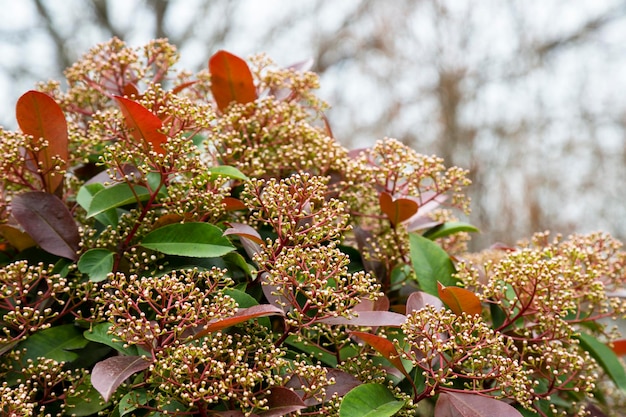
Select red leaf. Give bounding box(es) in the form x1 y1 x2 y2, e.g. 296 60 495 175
222 197 248 211
351 331 410 379
91 356 151 402
114 96 167 155
209 50 257 112
437 282 482 316
193 305 285 339
353 296 390 312
610 340 626 356
379 192 419 227
11 191 80 260
259 387 306 417
435 391 523 417
320 311 406 327
16 90 68 193
406 291 444 314
223 222 263 244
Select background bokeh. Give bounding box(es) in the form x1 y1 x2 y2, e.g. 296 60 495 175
2 0 626 249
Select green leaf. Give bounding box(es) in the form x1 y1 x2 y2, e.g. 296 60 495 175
140 222 234 257
87 183 156 218
119 389 149 416
409 233 457 296
576 332 626 391
339 383 405 417
64 380 110 416
19 324 89 363
422 221 480 240
78 248 115 282
285 335 338 367
84 323 139 356
208 165 250 181
77 183 118 226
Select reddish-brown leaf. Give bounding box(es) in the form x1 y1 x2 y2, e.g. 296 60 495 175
379 191 419 227
406 291 444 314
91 356 151 402
209 50 257 112
320 311 406 327
351 331 410 379
114 96 167 155
193 305 285 339
11 191 80 261
610 340 626 356
222 197 248 211
16 90 68 193
435 391 523 417
437 282 482 316
223 222 263 244
259 387 306 417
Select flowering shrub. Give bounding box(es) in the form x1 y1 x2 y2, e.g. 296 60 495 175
1 38 626 417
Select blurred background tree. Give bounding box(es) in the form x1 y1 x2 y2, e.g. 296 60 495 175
1 0 625 249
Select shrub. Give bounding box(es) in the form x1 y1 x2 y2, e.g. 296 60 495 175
1 37 626 417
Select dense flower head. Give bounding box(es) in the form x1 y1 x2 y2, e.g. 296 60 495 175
100 268 236 352
402 305 534 408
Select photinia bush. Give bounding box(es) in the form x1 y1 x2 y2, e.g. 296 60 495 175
1 37 626 417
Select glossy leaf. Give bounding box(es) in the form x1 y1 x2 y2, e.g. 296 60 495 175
16 90 68 193
18 324 88 363
423 221 480 240
83 323 138 356
379 192 419 227
87 183 156 218
320 311 406 327
259 386 306 417
119 389 149 416
406 291 444 314
193 304 285 340
11 191 80 260
64 380 110 416
610 339 626 356
0 224 37 251
76 183 118 226
222 197 248 211
209 50 257 111
339 383 405 417
409 233 457 296
77 248 115 282
208 165 250 181
351 331 410 379
434 391 523 417
91 356 151 402
576 332 626 391
114 95 167 155
223 222 263 244
437 282 482 316
140 222 235 257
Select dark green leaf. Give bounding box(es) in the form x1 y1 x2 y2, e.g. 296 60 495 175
423 222 480 240
84 323 139 356
87 183 156 218
64 380 110 416
409 233 457 296
19 324 88 363
78 248 115 282
339 383 405 417
77 183 118 226
576 332 626 391
119 389 149 416
140 222 234 257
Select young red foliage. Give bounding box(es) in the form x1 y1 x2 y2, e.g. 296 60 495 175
437 282 482 316
114 96 168 155
15 90 68 194
379 191 419 227
209 50 258 112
